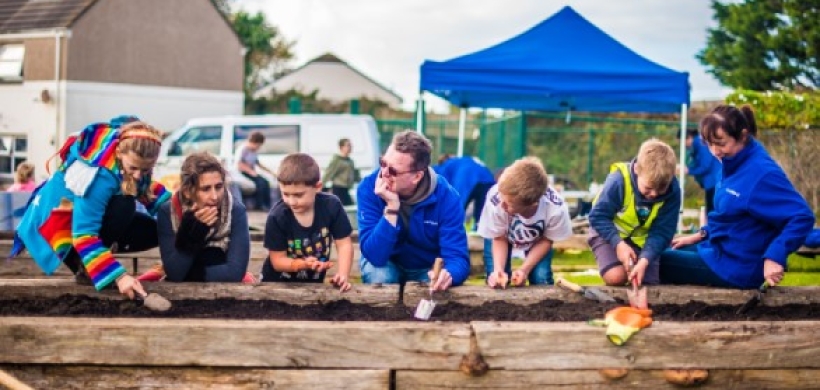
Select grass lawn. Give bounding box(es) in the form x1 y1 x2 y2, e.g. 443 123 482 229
464 250 820 287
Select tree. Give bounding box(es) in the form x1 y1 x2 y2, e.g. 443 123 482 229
230 11 295 97
697 0 819 91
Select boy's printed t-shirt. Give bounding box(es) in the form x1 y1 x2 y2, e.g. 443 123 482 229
477 184 573 257
261 192 352 282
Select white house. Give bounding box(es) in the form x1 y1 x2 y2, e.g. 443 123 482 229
254 53 403 108
0 0 245 183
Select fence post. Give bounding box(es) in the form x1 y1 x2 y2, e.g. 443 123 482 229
288 97 301 114
517 113 527 158
587 128 595 185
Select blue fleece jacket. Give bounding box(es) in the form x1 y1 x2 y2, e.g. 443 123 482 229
686 134 721 190
698 139 815 288
588 160 681 264
357 169 470 285
434 156 495 208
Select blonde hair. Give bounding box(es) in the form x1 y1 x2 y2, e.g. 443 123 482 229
498 157 548 206
14 161 34 184
117 121 163 196
634 138 677 190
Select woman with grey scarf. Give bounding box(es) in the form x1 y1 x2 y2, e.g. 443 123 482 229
149 152 251 282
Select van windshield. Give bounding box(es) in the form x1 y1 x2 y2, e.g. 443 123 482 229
233 125 300 155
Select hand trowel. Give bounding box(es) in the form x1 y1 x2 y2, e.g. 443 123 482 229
414 258 443 320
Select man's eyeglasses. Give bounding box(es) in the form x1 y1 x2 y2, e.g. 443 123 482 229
380 158 419 177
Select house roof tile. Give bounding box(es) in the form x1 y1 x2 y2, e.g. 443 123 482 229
0 0 97 34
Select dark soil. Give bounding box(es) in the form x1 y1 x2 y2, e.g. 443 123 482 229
1 295 819 321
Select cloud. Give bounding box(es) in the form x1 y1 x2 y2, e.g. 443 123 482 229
237 0 730 112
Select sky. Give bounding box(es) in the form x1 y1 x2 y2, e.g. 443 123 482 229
235 0 732 113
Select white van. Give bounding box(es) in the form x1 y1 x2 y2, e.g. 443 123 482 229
154 114 381 197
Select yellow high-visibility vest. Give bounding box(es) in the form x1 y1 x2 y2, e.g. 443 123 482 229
594 162 663 247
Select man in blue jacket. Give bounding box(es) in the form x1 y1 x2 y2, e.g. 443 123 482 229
357 131 469 291
685 129 721 213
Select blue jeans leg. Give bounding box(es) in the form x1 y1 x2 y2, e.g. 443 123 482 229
360 258 400 284
483 238 513 277
528 249 555 285
659 245 735 287
483 239 553 285
359 258 431 284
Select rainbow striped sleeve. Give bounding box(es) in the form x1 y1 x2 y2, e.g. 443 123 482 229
73 235 126 290
138 180 171 216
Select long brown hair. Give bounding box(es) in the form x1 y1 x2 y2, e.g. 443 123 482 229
117 121 163 197
178 152 228 207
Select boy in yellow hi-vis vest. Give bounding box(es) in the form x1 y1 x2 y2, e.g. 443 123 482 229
588 139 680 287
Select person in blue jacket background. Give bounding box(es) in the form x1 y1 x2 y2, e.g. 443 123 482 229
13 117 170 298
357 130 469 291
685 129 721 213
660 105 815 289
434 154 496 228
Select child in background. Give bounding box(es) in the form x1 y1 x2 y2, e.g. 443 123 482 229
260 153 354 292
588 138 680 287
7 161 36 192
237 131 274 211
323 138 360 206
478 157 573 288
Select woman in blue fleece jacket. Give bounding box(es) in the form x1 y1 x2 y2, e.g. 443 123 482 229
660 105 815 289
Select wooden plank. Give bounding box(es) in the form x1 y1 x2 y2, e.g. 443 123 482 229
0 317 471 369
471 321 820 370
0 242 363 278
400 284 820 307
2 280 820 307
397 369 820 389
0 279 400 305
3 366 388 390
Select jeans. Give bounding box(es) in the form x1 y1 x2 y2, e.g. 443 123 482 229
659 245 735 287
242 172 271 210
482 238 554 285
359 258 431 284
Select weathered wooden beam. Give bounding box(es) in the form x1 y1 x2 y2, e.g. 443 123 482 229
396 369 820 389
3 366 388 390
0 279 399 305
471 321 820 370
0 317 471 369
2 280 820 307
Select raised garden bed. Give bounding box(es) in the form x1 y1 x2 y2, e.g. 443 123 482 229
2 279 820 389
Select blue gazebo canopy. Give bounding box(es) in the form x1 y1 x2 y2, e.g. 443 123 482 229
420 6 690 113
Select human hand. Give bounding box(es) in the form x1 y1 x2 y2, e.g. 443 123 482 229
670 234 699 249
194 205 219 226
628 258 649 286
511 269 528 287
116 274 146 300
374 174 399 208
429 268 453 292
763 259 784 286
331 273 351 292
487 270 508 289
290 259 308 273
616 241 637 269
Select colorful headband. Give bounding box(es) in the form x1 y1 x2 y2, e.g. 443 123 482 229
121 129 162 145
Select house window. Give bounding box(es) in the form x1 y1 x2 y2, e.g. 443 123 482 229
0 135 28 177
0 44 24 82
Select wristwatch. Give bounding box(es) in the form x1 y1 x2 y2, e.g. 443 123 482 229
384 207 399 216
699 227 708 239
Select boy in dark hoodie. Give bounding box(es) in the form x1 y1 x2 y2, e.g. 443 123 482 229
588 139 680 287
